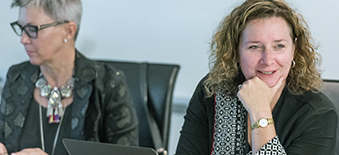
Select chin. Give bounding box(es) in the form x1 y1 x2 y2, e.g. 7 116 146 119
263 80 278 88
29 58 42 66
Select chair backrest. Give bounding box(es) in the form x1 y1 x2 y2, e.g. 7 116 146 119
321 79 339 155
97 60 180 151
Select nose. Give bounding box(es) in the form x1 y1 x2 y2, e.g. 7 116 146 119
20 31 31 44
260 49 274 66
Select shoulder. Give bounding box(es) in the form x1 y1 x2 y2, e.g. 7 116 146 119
192 74 210 100
74 52 126 85
275 88 338 124
296 90 336 111
283 90 338 124
7 61 30 75
6 61 38 82
94 61 126 85
188 74 215 110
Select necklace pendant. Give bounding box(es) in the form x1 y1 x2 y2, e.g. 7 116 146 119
61 85 72 97
49 87 61 107
58 103 65 117
47 102 53 117
48 115 60 123
47 87 63 123
41 85 51 97
36 77 47 88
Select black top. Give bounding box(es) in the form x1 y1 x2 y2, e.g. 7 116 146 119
176 76 338 155
20 99 72 155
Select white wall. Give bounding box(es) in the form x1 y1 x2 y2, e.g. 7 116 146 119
1 0 339 105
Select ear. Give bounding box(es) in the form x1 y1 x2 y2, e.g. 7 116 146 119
64 21 77 41
292 37 297 59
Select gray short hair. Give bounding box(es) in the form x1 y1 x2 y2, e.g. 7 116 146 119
11 0 83 41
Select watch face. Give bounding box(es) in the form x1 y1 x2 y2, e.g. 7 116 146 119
259 119 268 127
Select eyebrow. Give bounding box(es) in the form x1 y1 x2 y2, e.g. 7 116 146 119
273 39 288 42
245 39 288 44
245 41 260 44
18 21 34 26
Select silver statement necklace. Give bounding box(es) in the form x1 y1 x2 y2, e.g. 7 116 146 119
36 73 74 155
35 73 74 123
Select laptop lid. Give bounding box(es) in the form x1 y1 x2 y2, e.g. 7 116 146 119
62 139 158 155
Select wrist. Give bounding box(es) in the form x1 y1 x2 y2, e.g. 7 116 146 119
249 109 272 123
251 118 274 130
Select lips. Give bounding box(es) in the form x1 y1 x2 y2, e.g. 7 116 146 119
25 49 35 56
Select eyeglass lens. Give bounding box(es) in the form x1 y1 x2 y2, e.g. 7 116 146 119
12 24 38 38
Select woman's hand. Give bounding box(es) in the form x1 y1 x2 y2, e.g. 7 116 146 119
237 76 284 118
0 143 8 155
238 76 284 153
11 148 48 155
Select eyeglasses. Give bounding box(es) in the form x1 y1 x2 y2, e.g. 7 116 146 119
10 20 69 39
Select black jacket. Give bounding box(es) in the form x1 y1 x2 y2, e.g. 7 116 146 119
0 51 138 153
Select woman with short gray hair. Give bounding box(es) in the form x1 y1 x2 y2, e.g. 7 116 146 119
0 0 139 154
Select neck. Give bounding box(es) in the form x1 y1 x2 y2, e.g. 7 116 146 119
270 86 285 111
40 48 75 88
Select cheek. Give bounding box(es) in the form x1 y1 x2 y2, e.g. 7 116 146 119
282 60 292 73
32 39 46 52
276 55 292 75
240 55 256 79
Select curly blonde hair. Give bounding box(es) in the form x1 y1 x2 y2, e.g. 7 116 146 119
205 0 322 97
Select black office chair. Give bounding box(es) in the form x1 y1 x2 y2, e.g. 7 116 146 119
97 60 180 154
321 79 339 155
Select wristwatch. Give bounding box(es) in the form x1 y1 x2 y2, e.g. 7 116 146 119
251 118 274 130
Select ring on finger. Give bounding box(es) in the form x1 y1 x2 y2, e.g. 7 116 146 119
238 84 242 90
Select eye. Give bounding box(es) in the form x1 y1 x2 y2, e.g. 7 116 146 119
276 44 285 49
249 45 259 49
26 26 37 33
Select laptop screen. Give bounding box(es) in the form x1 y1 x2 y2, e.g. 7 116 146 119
62 139 158 155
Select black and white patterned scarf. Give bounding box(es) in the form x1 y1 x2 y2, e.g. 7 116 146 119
212 88 247 154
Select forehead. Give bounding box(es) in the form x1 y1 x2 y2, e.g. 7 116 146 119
241 17 293 42
18 7 53 25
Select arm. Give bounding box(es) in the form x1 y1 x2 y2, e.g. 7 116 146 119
175 79 212 155
0 80 8 144
238 77 284 154
283 105 338 155
102 68 139 146
0 71 10 153
0 92 8 155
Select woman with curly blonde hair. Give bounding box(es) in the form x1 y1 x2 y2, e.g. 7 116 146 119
175 0 338 154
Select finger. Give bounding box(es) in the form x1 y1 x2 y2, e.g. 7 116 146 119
0 143 7 155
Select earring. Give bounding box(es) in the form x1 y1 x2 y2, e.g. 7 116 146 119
64 39 68 43
291 60 295 68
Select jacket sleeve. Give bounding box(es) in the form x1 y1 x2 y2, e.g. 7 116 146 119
175 77 213 155
246 136 286 155
101 66 139 146
0 76 10 143
284 105 338 155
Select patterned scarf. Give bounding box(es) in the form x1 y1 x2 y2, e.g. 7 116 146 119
212 89 247 155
